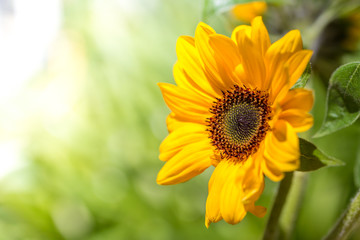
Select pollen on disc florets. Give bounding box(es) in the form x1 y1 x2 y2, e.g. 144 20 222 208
207 85 272 162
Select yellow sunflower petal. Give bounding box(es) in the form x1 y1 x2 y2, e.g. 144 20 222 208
266 30 303 56
261 157 285 182
166 111 210 134
205 216 212 229
279 109 314 132
234 64 252 87
262 120 300 181
208 34 242 84
157 139 213 185
219 162 247 224
158 83 211 123
195 22 240 90
246 203 267 218
173 63 214 102
267 62 289 103
265 30 303 100
195 23 227 89
236 32 266 89
176 36 202 82
159 123 208 161
166 112 183 133
287 50 313 87
231 1 267 23
231 25 252 43
250 16 271 89
280 88 314 112
272 80 291 105
205 160 229 227
176 36 222 98
240 156 265 204
251 16 271 57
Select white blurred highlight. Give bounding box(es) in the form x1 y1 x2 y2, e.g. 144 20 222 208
0 0 62 178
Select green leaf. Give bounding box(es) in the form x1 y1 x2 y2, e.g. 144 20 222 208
314 62 360 138
297 138 344 172
291 63 312 89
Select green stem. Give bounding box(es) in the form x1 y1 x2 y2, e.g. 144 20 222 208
263 172 294 240
202 0 210 22
280 172 309 240
323 189 360 240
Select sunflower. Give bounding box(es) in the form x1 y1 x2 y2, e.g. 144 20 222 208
231 1 267 23
157 16 313 227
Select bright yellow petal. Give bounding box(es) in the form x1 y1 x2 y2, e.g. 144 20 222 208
267 62 289 103
261 157 285 182
266 30 303 56
195 23 226 89
166 112 183 133
219 162 247 225
231 1 267 23
287 50 313 87
260 139 284 182
159 123 208 161
279 109 314 132
176 36 222 98
209 34 241 68
280 88 314 112
236 32 266 89
240 155 264 204
173 63 214 102
246 203 267 218
250 16 271 89
265 30 303 100
234 64 252 88
157 139 213 185
231 26 254 88
231 25 252 43
205 160 229 227
195 22 239 91
208 34 242 85
262 120 300 181
251 16 271 57
206 155 266 227
158 83 211 124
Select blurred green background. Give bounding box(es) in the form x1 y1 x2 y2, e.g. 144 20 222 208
0 0 359 239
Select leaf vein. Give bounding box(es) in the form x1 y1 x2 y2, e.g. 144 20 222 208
345 63 360 95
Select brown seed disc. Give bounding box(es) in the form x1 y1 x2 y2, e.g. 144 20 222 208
207 85 272 162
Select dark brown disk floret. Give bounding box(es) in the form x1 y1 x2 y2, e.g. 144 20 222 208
207 85 272 162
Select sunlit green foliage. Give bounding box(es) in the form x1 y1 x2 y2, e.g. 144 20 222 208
315 62 360 138
292 64 312 89
298 138 344 172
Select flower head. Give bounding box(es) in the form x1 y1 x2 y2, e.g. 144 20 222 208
231 1 267 23
157 16 313 227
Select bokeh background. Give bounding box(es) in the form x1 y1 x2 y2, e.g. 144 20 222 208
0 0 360 239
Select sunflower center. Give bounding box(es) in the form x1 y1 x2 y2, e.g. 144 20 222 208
224 103 261 145
207 85 272 162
